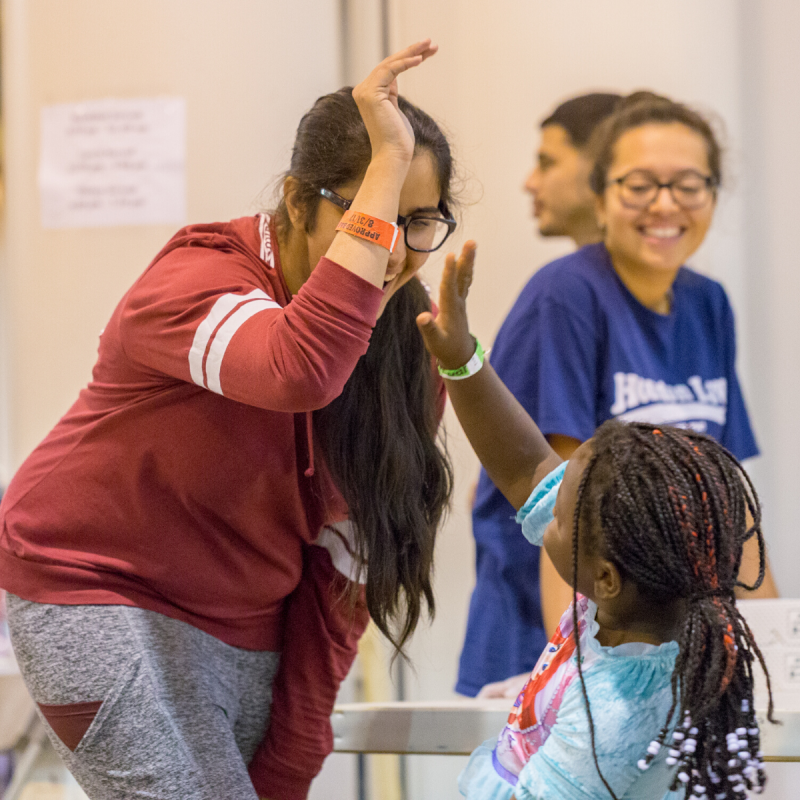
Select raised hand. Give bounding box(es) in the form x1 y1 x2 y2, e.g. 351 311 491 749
418 240 560 511
416 241 477 369
352 40 438 165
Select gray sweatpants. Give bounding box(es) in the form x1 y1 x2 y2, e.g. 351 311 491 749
6 595 280 800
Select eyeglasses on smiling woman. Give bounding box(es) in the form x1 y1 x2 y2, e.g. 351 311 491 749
609 169 718 211
320 188 457 252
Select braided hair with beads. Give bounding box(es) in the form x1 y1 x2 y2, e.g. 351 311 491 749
569 421 774 800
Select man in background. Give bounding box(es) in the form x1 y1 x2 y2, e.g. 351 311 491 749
524 93 621 245
456 92 621 699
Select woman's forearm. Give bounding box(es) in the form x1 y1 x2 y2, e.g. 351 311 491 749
324 41 438 289
325 155 411 289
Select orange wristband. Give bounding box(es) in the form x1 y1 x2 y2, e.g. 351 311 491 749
335 210 400 253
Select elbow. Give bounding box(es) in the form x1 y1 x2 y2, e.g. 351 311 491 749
293 372 348 411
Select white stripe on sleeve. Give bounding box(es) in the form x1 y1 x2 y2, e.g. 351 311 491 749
188 289 279 391
204 298 280 394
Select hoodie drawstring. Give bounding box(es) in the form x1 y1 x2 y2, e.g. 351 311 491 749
304 411 315 478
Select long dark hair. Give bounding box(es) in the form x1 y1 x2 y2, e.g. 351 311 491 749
276 87 455 654
571 421 773 799
589 91 723 195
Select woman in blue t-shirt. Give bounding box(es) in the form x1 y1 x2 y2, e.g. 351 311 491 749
463 92 778 700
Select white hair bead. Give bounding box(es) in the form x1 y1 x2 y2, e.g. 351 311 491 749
673 731 685 741
637 758 649 771
678 771 690 783
647 741 661 755
735 727 747 736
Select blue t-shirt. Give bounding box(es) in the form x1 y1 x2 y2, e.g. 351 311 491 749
456 243 758 696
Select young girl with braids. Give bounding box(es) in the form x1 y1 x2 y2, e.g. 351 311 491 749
417 243 774 800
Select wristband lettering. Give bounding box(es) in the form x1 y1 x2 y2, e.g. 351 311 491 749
336 210 400 253
438 339 485 380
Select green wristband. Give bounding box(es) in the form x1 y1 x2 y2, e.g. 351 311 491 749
438 339 485 380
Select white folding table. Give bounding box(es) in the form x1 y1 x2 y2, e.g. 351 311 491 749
333 600 800 762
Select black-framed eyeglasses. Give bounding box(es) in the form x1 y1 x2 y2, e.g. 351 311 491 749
320 188 457 253
609 169 718 211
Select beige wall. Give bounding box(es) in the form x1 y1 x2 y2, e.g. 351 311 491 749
0 0 341 481
738 0 800 612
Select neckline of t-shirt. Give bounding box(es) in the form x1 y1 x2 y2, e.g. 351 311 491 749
598 244 685 323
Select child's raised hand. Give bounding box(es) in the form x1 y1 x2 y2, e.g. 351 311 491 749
416 241 477 369
419 240 559 512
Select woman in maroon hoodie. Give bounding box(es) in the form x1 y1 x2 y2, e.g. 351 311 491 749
0 41 457 800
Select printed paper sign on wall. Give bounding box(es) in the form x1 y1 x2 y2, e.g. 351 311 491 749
39 97 186 229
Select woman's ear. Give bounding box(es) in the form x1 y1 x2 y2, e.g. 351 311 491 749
283 177 306 230
592 557 623 601
594 194 607 233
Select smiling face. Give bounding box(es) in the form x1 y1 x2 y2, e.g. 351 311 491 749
524 125 599 245
596 122 716 277
299 149 442 318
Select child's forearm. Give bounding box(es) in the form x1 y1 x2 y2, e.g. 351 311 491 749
443 361 562 510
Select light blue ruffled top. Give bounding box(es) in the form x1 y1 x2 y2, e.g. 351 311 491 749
459 462 683 800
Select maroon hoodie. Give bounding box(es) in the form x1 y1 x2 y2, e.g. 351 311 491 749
0 215 385 798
